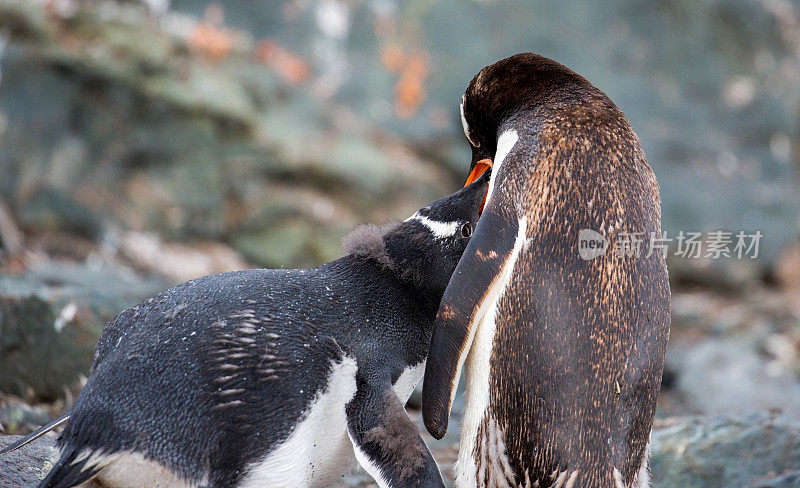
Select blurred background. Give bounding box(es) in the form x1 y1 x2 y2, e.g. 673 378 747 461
0 0 798 486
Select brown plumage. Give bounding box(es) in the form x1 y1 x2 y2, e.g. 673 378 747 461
422 53 670 488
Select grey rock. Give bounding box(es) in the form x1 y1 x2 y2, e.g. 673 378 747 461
667 338 800 419
171 0 800 283
0 262 167 401
0 294 97 401
17 189 103 240
650 413 800 488
0 434 58 488
0 399 52 436
755 472 800 488
232 219 346 269
0 198 23 257
0 0 452 270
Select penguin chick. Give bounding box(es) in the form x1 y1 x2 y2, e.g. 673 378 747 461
35 171 491 488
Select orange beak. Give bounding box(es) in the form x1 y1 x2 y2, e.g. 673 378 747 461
464 159 492 187
464 158 493 214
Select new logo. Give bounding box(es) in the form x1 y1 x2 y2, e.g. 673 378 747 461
578 229 607 260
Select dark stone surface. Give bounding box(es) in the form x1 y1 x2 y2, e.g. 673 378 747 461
0 262 167 401
0 434 58 488
0 295 96 401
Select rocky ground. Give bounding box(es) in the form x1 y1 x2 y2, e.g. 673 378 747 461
3 412 800 488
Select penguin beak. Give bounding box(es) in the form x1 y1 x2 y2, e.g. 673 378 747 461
464 158 493 214
464 159 492 187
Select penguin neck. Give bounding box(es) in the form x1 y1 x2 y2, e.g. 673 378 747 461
381 236 450 316
340 222 447 316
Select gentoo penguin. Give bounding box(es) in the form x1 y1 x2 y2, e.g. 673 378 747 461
422 53 670 488
23 171 491 488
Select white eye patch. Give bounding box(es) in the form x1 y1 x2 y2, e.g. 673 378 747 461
406 213 460 239
460 95 480 148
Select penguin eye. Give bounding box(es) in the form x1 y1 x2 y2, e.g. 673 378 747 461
460 223 473 238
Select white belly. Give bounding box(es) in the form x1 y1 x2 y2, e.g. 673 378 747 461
238 357 425 488
79 450 199 488
393 361 426 404
239 356 359 488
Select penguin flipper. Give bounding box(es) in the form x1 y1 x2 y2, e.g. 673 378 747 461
346 385 444 488
421 202 521 439
0 413 70 455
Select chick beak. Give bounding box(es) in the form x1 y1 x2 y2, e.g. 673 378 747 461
464 158 493 214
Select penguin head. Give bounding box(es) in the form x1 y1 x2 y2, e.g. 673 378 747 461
459 52 598 179
383 169 491 297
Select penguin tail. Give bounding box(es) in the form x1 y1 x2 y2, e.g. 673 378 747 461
38 446 102 488
0 413 70 455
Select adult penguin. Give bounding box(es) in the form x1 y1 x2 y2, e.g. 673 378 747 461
422 53 670 488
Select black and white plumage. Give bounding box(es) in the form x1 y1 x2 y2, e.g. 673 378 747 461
32 171 491 488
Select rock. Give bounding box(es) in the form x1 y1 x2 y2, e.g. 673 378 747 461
650 413 800 488
666 338 800 419
755 472 800 488
17 189 104 240
232 219 347 269
171 0 800 284
0 0 453 271
118 231 250 283
0 198 23 257
0 397 52 436
0 259 168 401
0 434 58 488
0 295 97 402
